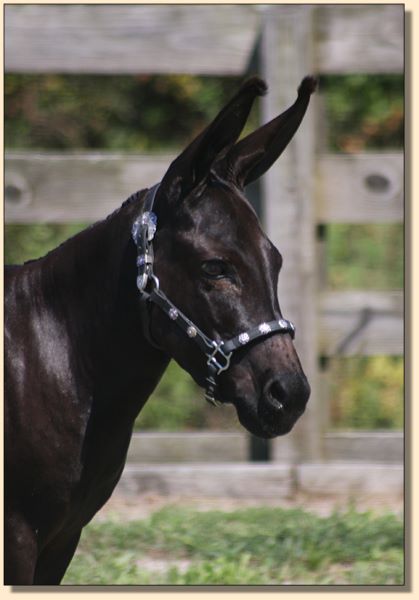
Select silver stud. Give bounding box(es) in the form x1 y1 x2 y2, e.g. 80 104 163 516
259 323 271 334
136 255 146 267
187 326 197 338
278 319 288 329
238 333 250 345
169 308 179 320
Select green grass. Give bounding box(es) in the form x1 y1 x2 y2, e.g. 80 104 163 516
63 506 404 586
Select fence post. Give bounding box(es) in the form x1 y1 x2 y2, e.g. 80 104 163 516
259 6 323 461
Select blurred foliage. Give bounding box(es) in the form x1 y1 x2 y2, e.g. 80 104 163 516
327 223 404 290
320 74 403 152
4 73 404 431
5 73 403 152
136 362 240 432
329 356 404 430
134 362 203 431
5 223 86 265
5 74 250 151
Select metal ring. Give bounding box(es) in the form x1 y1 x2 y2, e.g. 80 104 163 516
149 274 160 291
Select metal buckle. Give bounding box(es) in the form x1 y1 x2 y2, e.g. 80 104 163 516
206 342 232 375
136 271 160 295
204 344 231 408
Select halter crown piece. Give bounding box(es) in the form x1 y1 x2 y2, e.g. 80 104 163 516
132 184 296 407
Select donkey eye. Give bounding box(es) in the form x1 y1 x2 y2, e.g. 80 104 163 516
201 260 228 279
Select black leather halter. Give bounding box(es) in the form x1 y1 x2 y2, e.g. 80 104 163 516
132 184 296 407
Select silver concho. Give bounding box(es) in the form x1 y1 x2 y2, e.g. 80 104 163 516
258 323 271 334
187 326 197 338
136 274 148 291
169 308 179 320
131 218 141 242
238 333 250 345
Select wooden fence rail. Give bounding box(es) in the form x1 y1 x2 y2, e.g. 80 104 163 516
5 151 404 224
5 5 403 74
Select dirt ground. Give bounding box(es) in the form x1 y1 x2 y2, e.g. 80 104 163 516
94 491 404 522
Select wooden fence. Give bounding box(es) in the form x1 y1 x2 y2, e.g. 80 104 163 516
5 5 404 462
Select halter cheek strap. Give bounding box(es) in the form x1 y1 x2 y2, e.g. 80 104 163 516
132 184 296 407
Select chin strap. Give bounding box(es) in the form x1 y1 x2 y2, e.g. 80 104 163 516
132 184 295 407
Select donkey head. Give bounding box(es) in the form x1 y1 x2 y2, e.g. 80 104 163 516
143 76 315 438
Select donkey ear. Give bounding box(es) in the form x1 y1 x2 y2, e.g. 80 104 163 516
215 76 317 188
157 77 267 206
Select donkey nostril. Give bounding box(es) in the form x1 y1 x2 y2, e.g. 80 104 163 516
267 379 285 411
264 373 310 415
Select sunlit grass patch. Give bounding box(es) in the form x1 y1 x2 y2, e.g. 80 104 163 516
63 506 404 586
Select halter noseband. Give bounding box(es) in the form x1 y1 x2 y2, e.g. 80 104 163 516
131 184 296 407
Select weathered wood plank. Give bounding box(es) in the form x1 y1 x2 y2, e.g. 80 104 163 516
5 5 403 75
317 153 404 223
124 430 402 464
319 290 404 356
5 152 176 223
115 462 403 499
323 431 403 464
127 432 248 464
297 463 403 499
5 151 405 224
5 5 260 75
316 5 404 74
118 464 293 499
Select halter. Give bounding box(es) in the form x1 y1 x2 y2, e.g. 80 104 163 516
132 184 296 407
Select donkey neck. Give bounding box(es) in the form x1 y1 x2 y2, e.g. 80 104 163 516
39 199 170 413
